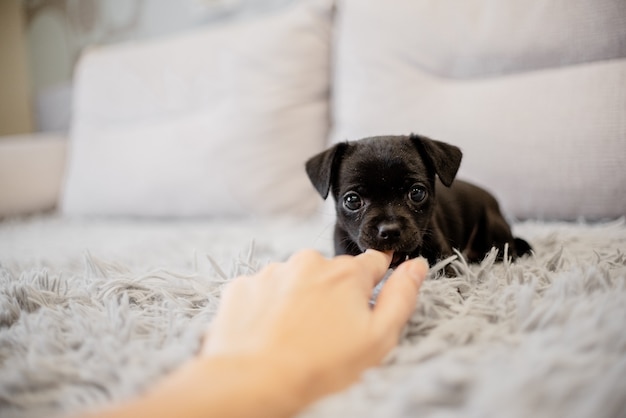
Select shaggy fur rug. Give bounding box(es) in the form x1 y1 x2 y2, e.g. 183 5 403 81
0 216 625 418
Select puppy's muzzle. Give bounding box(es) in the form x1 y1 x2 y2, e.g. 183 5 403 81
361 220 418 267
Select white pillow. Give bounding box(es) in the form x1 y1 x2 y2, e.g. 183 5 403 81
62 0 333 218
331 0 626 220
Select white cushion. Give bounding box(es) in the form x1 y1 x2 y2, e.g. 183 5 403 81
62 0 333 218
331 0 626 220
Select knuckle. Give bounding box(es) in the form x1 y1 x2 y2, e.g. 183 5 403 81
293 248 323 260
329 258 362 280
221 278 243 299
261 262 281 274
287 249 325 267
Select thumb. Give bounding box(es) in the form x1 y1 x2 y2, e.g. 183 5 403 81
372 257 428 346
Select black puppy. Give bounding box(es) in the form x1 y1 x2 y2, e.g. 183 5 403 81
305 134 531 267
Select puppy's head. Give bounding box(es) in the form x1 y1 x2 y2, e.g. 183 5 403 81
305 134 462 264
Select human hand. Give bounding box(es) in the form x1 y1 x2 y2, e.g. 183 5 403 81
201 249 428 405
83 250 428 418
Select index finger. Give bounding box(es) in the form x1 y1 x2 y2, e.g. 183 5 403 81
354 249 393 289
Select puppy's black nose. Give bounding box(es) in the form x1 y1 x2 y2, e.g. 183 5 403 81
378 222 401 241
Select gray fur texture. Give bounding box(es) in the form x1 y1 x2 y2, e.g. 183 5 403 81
0 216 625 418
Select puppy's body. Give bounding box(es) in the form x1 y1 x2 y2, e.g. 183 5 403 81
306 134 531 267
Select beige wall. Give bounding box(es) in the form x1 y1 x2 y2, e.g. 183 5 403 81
0 0 34 136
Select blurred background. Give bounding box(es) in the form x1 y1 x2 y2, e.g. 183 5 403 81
0 0 292 135
1 0 623 220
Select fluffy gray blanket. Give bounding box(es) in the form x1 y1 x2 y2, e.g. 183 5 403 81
0 216 625 418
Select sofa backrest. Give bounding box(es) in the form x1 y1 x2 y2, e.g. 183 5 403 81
330 0 626 220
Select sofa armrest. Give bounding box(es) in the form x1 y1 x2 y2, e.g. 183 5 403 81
0 133 67 217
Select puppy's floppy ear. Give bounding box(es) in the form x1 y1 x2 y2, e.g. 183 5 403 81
305 143 348 199
410 133 462 187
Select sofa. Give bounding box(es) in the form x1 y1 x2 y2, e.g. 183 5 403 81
2 0 625 221
1 1 625 417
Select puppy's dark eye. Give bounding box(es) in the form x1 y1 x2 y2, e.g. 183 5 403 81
408 184 427 203
343 192 363 211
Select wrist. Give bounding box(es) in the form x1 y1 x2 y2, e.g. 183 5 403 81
200 354 306 417
146 353 313 418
